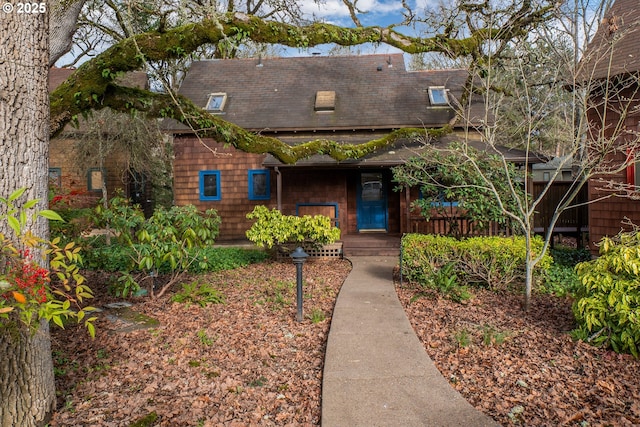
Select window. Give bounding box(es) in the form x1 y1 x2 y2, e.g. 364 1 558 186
420 188 459 207
87 168 104 192
248 170 270 200
49 167 61 188
199 170 221 201
205 93 227 112
428 86 449 106
315 91 336 112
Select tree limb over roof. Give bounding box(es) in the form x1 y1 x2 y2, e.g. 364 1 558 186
49 5 557 164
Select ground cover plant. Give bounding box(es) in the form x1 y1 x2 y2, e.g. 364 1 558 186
49 259 351 426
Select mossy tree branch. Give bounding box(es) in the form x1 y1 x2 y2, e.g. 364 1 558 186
49 7 555 163
99 85 451 163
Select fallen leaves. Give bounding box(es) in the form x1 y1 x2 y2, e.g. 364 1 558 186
49 260 351 426
397 284 640 426
48 259 640 426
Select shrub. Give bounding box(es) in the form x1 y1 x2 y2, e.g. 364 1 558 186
171 280 225 307
572 231 640 357
92 198 221 297
0 188 96 335
540 264 580 297
245 206 340 252
80 236 135 272
401 233 551 291
188 247 269 274
550 247 592 267
50 207 95 242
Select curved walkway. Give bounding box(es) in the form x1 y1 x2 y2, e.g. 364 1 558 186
321 256 499 427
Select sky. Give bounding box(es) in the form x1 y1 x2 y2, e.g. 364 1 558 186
55 0 435 67
285 0 431 58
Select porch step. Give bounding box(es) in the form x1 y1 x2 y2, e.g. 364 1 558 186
341 234 401 258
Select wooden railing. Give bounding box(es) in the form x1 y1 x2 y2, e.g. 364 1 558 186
410 215 514 238
409 181 588 239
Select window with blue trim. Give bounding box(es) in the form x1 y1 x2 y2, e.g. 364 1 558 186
248 169 270 200
199 170 221 201
420 188 459 207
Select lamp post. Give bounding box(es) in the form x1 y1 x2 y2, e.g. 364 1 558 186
290 246 309 322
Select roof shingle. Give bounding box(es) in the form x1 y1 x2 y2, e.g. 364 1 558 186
580 0 640 80
176 54 480 132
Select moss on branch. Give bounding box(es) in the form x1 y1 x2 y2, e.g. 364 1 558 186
49 7 553 162
93 85 451 164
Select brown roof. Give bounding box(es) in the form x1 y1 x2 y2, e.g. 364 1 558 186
175 54 483 132
49 67 75 92
579 0 640 81
49 67 149 92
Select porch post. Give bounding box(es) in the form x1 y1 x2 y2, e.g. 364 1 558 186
275 166 282 210
404 185 411 234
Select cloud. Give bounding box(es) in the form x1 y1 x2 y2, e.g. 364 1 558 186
300 0 405 26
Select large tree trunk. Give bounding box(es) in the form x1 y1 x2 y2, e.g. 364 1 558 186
0 320 56 426
0 3 55 426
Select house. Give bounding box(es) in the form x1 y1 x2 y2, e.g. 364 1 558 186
579 0 640 250
48 68 154 213
168 54 536 246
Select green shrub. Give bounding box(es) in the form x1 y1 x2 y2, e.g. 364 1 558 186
245 206 340 252
92 198 222 297
540 264 580 297
572 231 640 357
171 280 225 307
401 234 551 291
50 207 95 242
188 247 269 274
80 236 135 272
550 246 592 267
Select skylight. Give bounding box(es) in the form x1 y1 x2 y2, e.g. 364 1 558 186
206 93 227 112
315 91 336 112
428 86 449 106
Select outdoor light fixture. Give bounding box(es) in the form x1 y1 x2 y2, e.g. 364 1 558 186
290 247 309 322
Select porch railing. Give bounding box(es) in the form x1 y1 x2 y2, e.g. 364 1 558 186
408 181 588 240
409 215 514 238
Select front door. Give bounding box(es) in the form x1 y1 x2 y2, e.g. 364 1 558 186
357 172 388 231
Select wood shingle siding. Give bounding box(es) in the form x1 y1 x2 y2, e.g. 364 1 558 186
173 137 276 239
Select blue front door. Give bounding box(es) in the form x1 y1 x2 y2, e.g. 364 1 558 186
357 172 388 231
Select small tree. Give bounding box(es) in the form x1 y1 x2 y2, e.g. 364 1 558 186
393 145 524 237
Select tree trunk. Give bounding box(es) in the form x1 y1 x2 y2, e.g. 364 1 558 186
0 320 56 426
0 4 55 426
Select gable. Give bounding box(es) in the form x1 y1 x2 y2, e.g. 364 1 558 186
580 0 640 81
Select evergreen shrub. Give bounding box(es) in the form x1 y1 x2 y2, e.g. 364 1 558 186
573 231 640 357
401 233 551 291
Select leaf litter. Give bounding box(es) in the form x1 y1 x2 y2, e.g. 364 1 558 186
50 259 640 426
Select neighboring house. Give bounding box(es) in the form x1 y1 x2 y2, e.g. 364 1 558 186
532 155 575 182
48 68 153 212
579 0 640 249
168 54 537 241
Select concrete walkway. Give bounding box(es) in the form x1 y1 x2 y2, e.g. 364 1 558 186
321 256 499 427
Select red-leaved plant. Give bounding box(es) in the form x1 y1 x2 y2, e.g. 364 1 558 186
0 188 96 335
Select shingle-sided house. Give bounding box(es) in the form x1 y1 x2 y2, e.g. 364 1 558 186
49 68 153 212
170 54 532 243
579 0 640 249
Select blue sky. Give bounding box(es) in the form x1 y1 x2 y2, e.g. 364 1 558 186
56 0 434 67
288 0 432 57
